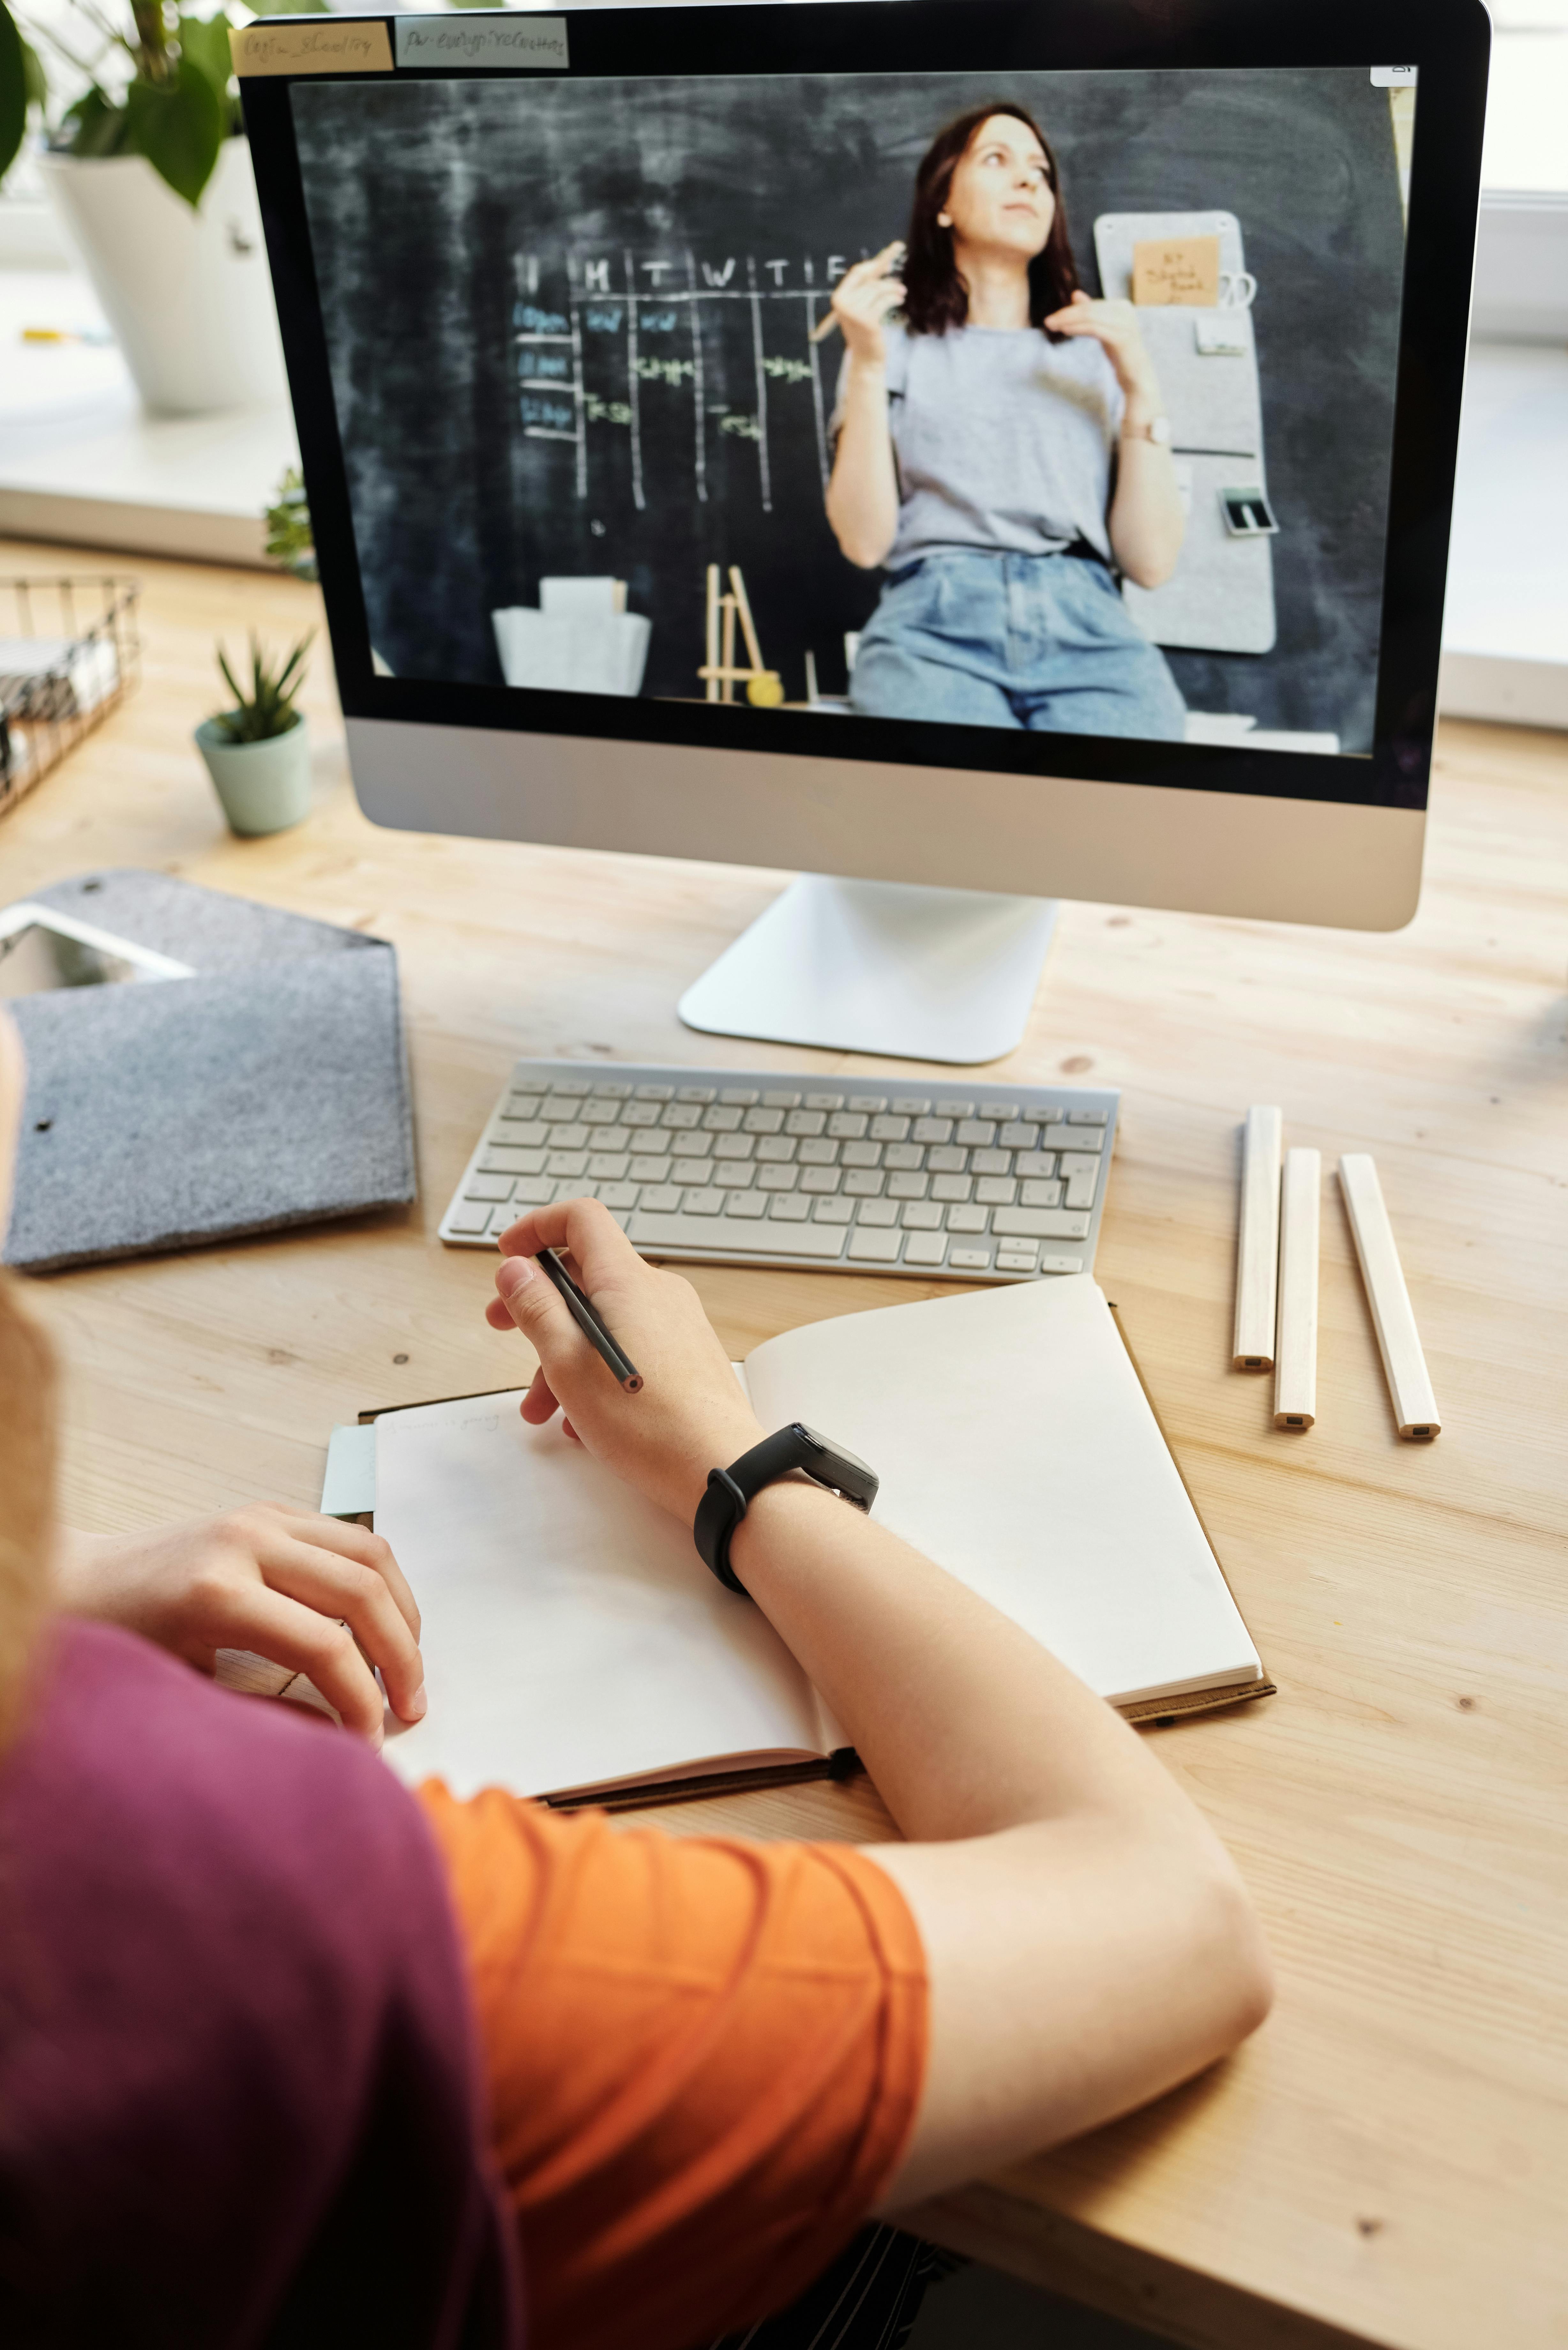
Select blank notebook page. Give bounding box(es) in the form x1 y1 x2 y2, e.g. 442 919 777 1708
373 1393 829 1800
742 1273 1261 1707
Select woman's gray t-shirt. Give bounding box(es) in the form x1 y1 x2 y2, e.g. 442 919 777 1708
833 323 1125 566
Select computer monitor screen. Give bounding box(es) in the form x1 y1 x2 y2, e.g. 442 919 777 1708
241 0 1485 941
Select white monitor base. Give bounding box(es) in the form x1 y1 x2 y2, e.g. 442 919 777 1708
677 876 1059 1065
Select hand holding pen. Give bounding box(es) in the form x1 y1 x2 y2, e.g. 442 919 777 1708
486 1198 765 1522
811 240 906 356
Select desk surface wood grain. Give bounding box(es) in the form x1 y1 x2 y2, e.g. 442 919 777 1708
3 537 1565 2350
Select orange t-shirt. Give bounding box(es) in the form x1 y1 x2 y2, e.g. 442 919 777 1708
416 1785 927 2350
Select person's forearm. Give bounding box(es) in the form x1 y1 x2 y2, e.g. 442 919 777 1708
825 361 899 567
729 1482 1196 1847
1108 372 1185 586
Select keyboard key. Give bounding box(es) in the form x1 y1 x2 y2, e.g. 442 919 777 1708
582 1100 621 1126
949 1247 992 1270
891 1097 931 1114
721 1162 755 1188
946 1203 989 1233
591 1081 632 1097
713 1133 756 1161
670 1133 714 1159
755 1133 797 1162
509 1075 548 1093
804 1091 844 1110
720 1088 759 1106
662 1103 703 1129
848 1228 902 1262
683 1188 723 1215
498 1098 540 1122
480 1145 543 1174
882 1143 924 1171
1064 1171 1097 1209
843 1171 884 1196
999 1123 1039 1148
546 1152 588 1177
931 1174 973 1203
840 1140 881 1169
902 1201 944 1229
514 1176 555 1204
903 1232 948 1267
785 1109 827 1137
800 1168 842 1193
827 1111 869 1140
587 1154 630 1180
629 1155 673 1182
762 1090 802 1108
632 1211 844 1257
546 1122 590 1149
1021 1178 1063 1208
980 1101 1017 1121
464 1173 515 1202
970 1148 1012 1176
622 1101 662 1127
1069 1108 1109 1125
927 1147 966 1174
727 1190 767 1217
744 1107 785 1134
848 1095 887 1113
996 1250 1040 1273
944 1100 976 1118
551 1079 591 1097
1044 1124 1100 1152
870 1115 910 1142
703 1104 745 1132
956 1119 995 1147
757 1166 798 1191
598 1183 639 1209
770 1194 812 1221
677 1085 715 1102
639 1185 683 1213
912 1118 953 1145
1040 1253 1084 1273
975 1177 1017 1205
814 1197 855 1224
796 1138 839 1167
991 1208 1091 1239
1014 1151 1058 1178
635 1084 672 1100
887 1172 929 1200
857 1198 900 1226
446 1201 492 1235
1058 1152 1101 1180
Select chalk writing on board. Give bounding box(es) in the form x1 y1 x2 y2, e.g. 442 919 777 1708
512 251 868 515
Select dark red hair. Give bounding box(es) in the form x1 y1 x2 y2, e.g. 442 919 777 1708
901 102 1080 341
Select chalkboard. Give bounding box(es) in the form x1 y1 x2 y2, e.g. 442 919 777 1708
293 64 1406 749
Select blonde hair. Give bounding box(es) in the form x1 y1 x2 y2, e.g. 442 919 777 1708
0 1267 57 1752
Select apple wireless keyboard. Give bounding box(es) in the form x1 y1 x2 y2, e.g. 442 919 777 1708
440 1061 1118 1282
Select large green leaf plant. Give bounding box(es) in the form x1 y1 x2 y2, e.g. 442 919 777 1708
0 0 324 209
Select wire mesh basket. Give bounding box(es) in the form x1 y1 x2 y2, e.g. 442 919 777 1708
0 576 141 819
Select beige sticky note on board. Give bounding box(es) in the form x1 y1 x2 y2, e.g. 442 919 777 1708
1132 235 1221 306
230 19 393 76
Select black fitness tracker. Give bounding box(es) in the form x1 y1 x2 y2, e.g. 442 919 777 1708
694 1424 879 1595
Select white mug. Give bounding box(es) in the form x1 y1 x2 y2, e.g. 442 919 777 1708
1218 270 1258 309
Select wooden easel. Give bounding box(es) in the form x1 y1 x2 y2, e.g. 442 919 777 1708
699 565 783 706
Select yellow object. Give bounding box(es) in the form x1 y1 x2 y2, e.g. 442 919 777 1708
745 672 784 708
22 329 68 343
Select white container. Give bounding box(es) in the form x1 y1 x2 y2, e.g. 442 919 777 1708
40 138 289 416
195 713 312 836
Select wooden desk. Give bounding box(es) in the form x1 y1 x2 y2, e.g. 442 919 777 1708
4 539 1565 2350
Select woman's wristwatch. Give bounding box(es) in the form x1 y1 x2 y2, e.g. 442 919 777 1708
694 1424 879 1595
1122 414 1172 445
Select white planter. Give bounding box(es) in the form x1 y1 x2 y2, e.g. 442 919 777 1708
40 139 289 417
196 713 312 836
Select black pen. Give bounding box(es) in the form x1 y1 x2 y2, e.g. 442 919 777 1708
534 1249 644 1393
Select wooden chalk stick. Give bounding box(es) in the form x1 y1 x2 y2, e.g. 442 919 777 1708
1233 1105 1282 1370
1274 1146 1320 1429
1338 1154 1441 1440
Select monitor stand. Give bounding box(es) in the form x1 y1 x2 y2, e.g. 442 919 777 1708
677 876 1058 1066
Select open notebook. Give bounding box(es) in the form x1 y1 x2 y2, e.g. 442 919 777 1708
362 1275 1269 1808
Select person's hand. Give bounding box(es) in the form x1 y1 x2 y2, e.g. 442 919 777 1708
829 241 907 368
1043 290 1159 402
54 1507 425 1747
485 1199 765 1523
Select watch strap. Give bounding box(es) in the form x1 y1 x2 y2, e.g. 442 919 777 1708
694 1426 817 1594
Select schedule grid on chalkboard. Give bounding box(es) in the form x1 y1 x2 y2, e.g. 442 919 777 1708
516 254 847 513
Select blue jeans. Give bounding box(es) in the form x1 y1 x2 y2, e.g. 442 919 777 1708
850 549 1187 740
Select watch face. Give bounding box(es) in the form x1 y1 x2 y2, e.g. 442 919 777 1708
794 1424 878 1508
1151 415 1172 446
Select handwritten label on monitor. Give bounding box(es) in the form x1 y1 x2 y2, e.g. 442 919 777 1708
1131 235 1220 307
395 16 569 70
230 19 392 75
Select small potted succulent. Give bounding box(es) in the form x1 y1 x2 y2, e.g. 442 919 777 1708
195 631 313 836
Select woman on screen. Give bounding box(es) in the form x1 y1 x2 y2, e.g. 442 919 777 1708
826 103 1187 739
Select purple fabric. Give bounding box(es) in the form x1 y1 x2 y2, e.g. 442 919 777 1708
0 1620 522 2350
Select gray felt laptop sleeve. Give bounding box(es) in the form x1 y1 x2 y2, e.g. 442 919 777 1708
4 869 417 1273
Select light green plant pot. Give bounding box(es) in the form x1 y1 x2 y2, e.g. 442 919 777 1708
195 712 312 837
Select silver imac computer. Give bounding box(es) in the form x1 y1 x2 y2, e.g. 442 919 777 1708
240 0 1485 1065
